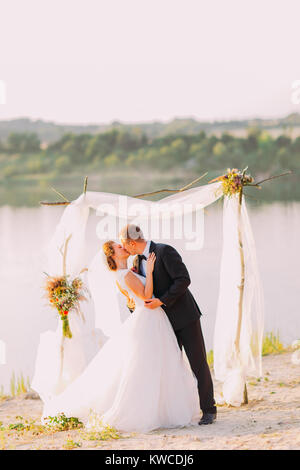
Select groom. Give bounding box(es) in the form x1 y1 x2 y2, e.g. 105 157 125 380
120 224 216 425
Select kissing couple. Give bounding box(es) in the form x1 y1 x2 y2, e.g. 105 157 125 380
42 224 216 432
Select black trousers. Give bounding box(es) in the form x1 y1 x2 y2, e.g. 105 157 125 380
175 319 216 415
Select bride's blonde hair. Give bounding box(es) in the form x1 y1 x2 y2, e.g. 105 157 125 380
102 240 117 271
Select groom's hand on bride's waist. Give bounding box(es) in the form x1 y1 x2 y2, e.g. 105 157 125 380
144 298 163 309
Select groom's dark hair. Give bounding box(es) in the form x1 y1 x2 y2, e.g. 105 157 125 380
120 224 145 241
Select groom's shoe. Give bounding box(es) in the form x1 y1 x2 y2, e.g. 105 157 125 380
198 412 216 425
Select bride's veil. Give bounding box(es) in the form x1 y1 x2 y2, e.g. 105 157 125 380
45 193 125 339
87 250 123 337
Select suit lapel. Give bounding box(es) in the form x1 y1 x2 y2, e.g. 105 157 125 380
149 241 158 292
149 240 156 254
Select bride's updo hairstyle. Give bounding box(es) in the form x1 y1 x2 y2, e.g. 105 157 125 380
102 240 117 271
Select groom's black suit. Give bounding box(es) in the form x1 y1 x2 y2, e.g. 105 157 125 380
133 241 216 415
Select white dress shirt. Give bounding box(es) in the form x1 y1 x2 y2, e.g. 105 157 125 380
140 240 151 277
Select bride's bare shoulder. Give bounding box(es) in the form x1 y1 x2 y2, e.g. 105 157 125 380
124 270 144 291
124 269 138 281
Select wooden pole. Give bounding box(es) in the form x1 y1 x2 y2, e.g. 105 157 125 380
83 176 88 194
50 186 70 203
247 170 292 188
39 201 71 206
133 172 208 198
234 184 248 404
62 234 72 277
59 233 72 383
234 187 245 353
39 172 208 205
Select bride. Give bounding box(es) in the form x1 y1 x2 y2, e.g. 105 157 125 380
42 240 199 432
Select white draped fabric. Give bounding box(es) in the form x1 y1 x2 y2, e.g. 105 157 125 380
31 270 104 400
213 194 264 405
33 181 264 407
31 205 104 399
75 181 223 219
47 198 90 278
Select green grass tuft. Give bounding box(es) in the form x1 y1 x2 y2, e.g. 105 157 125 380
63 439 82 450
9 372 30 397
81 424 122 442
262 332 286 356
206 332 287 369
43 414 83 431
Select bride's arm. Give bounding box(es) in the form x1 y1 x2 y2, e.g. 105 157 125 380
124 253 156 300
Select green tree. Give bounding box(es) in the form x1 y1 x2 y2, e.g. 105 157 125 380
60 134 92 163
212 141 226 157
26 155 47 173
103 153 120 167
276 135 291 148
55 155 71 172
7 132 40 153
85 130 119 161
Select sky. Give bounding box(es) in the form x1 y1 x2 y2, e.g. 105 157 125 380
0 0 299 124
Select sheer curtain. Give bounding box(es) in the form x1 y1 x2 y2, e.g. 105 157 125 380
213 194 264 405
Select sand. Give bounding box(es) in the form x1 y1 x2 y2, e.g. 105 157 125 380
1 351 300 450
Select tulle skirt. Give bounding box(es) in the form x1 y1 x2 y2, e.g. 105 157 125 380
31 312 103 401
42 306 199 432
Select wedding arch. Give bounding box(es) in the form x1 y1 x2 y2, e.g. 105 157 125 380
40 169 290 406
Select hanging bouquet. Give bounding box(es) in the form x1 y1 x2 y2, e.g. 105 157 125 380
220 168 254 196
210 168 254 197
44 274 88 338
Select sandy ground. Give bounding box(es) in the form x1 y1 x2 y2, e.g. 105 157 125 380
1 352 300 450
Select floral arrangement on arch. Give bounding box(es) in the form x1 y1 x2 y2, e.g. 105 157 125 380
44 275 88 338
211 168 254 197
43 234 89 339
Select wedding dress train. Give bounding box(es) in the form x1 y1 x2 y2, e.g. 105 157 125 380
42 269 199 432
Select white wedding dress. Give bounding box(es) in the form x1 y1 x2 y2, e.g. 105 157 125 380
42 269 199 432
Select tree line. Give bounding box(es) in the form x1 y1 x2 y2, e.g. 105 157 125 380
0 128 298 179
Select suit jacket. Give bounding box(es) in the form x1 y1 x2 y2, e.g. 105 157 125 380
133 241 201 331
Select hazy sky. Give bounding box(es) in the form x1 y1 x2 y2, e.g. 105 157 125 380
0 0 299 124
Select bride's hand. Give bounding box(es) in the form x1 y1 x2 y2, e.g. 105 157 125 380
146 252 156 274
